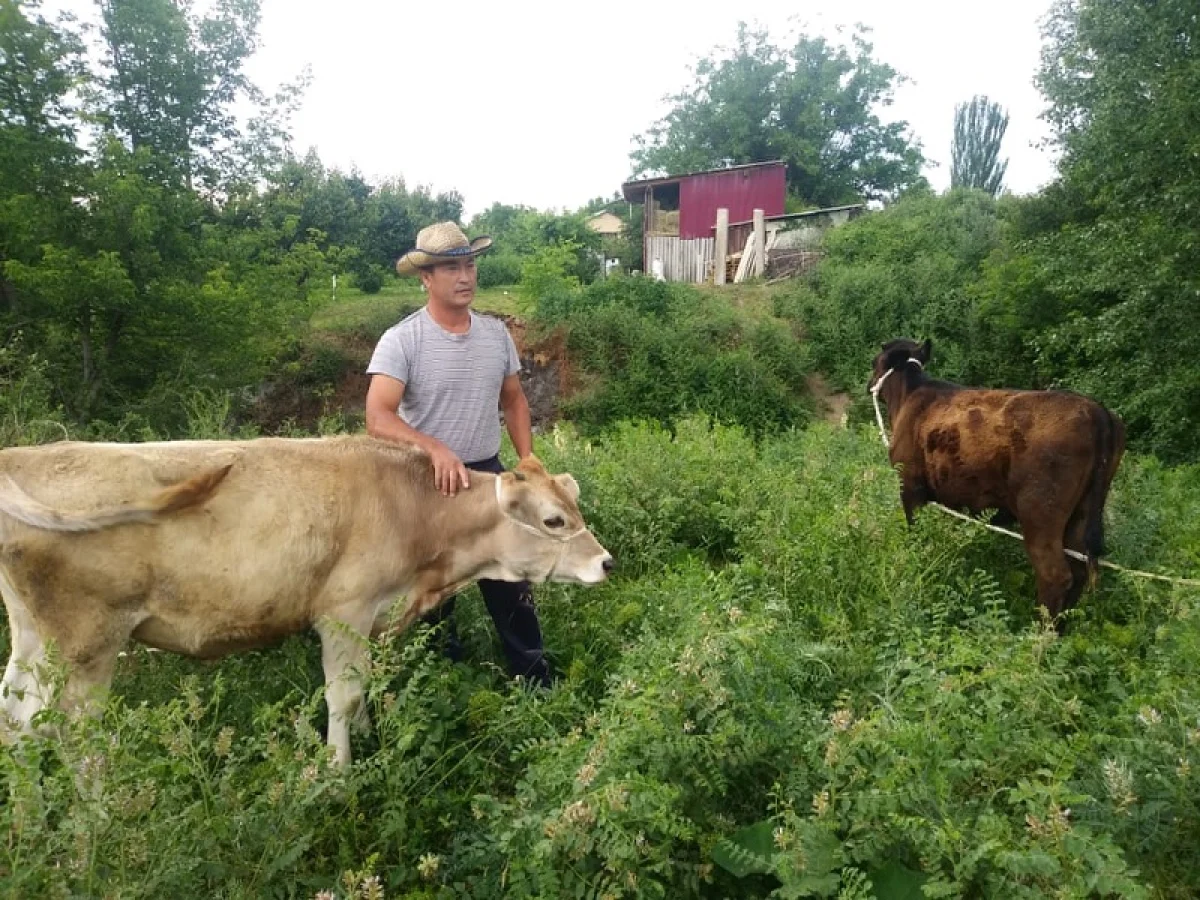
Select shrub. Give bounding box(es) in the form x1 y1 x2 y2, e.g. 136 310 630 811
476 252 522 288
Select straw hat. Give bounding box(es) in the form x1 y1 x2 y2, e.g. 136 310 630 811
395 222 493 275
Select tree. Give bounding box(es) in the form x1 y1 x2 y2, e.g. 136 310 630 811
950 95 1009 196
94 0 289 195
983 0 1200 461
0 0 87 308
630 23 927 207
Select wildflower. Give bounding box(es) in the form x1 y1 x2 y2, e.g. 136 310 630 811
301 764 319 784
1178 757 1191 780
1102 758 1137 813
824 739 841 767
575 763 598 789
621 678 639 695
635 832 647 850
675 646 700 676
728 606 744 624
360 873 385 899
314 892 336 900
1026 804 1071 840
829 709 854 732
563 799 596 828
773 826 795 850
417 853 440 882
1136 706 1162 728
812 789 831 817
603 783 629 812
214 726 235 758
682 719 695 734
267 781 286 805
625 871 638 890
1187 727 1200 746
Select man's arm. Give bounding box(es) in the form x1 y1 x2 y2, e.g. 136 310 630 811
365 373 470 496
499 372 534 459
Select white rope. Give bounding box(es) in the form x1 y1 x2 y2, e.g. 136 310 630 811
868 366 1200 588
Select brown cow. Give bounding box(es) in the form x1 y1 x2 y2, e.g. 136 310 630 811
868 338 1125 623
0 435 613 765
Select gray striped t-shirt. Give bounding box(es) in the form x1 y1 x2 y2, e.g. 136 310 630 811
366 306 522 464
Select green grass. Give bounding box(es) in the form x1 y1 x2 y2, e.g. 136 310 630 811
310 278 521 335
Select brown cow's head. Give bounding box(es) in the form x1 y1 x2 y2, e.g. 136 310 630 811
868 337 932 393
491 455 614 585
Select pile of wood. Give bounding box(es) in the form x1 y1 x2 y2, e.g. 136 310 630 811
765 248 823 281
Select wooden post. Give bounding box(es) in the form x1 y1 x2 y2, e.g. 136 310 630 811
753 208 765 278
643 187 652 275
714 208 729 285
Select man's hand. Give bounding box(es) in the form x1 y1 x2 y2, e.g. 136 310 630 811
429 440 470 497
366 374 469 496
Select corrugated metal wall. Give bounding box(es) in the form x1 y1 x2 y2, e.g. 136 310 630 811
678 164 786 239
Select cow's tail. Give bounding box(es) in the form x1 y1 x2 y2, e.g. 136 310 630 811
0 463 233 534
1081 405 1125 588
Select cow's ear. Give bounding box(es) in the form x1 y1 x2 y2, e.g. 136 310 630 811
555 473 580 502
918 338 932 363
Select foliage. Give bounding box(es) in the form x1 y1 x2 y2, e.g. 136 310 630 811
1 405 1198 898
630 22 928 207
468 202 604 285
951 94 1010 196
780 187 1007 409
533 276 818 440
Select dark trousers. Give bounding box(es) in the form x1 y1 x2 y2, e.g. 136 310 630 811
420 454 553 688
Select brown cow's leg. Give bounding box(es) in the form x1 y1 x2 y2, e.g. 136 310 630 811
1021 524 1074 624
900 478 929 526
1062 512 1091 614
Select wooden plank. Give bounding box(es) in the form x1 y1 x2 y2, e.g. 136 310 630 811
753 208 766 278
714 209 729 285
734 232 755 283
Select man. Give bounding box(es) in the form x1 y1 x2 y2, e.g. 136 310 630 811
364 221 554 688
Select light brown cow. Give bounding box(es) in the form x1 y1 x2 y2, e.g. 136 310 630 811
0 435 613 765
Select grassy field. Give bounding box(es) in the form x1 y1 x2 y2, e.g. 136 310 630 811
309 278 522 336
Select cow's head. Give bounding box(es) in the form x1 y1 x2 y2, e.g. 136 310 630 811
490 456 614 585
868 337 931 394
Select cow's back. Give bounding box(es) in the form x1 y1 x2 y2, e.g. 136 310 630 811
894 386 1106 515
0 436 430 657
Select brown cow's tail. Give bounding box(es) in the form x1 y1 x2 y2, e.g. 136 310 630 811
1082 405 1124 588
0 463 233 534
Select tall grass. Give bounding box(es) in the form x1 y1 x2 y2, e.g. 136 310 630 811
2 406 1197 898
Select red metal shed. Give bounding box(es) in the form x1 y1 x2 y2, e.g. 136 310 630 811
621 160 788 281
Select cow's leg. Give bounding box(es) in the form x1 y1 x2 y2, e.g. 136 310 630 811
899 477 929 526
1020 523 1074 624
1062 510 1091 613
0 592 53 739
314 611 373 767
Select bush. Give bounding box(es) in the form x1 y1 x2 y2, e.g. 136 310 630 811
476 252 522 288
353 264 385 294
4 415 1196 897
543 280 816 440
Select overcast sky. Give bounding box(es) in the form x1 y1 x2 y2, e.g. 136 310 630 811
49 0 1062 221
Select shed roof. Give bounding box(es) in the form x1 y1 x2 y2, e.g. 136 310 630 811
620 160 787 203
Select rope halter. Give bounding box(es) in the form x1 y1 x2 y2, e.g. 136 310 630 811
495 475 589 581
869 357 924 448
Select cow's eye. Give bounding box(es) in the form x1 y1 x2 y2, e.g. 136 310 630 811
543 515 565 529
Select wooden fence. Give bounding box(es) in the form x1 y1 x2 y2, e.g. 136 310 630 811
645 235 716 284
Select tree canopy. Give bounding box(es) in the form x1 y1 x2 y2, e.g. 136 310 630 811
630 23 928 207
950 95 1009 196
